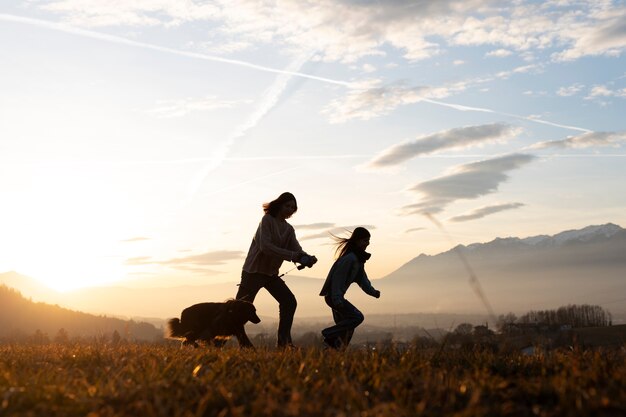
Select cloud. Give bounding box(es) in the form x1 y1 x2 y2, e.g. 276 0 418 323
42 0 220 27
160 250 245 267
120 237 151 243
145 95 252 118
323 80 470 124
294 223 336 230
124 250 244 272
404 227 425 234
530 131 626 149
554 11 626 61
557 83 585 97
585 84 626 100
124 256 152 265
301 225 376 241
36 1 626 64
367 123 521 168
485 49 513 57
322 74 590 133
402 153 536 215
449 202 525 222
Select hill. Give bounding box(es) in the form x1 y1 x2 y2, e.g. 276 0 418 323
0 285 162 341
1 223 624 321
376 223 626 317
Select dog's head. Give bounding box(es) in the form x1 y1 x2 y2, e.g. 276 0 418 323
227 299 261 324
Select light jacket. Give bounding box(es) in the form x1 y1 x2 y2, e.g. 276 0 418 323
319 252 378 305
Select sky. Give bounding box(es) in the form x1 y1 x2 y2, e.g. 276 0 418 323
1 0 625 292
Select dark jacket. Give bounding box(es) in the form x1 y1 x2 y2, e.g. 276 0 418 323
319 252 378 305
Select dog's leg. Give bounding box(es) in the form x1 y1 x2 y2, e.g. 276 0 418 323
182 331 200 348
182 338 199 348
234 326 254 349
197 327 216 345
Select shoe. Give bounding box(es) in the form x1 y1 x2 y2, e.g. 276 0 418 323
278 342 300 351
323 338 340 350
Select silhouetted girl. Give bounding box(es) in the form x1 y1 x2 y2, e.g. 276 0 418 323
319 227 380 349
236 192 317 348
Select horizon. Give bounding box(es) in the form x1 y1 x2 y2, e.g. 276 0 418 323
3 221 623 292
1 1 625 294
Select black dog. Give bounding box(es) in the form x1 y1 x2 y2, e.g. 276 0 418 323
168 299 261 348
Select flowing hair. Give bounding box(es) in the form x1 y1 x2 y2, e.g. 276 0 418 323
331 227 371 259
262 192 297 217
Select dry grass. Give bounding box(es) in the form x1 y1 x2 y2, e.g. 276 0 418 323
1 343 625 416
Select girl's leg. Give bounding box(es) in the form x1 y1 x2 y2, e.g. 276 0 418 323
322 298 364 347
265 276 297 347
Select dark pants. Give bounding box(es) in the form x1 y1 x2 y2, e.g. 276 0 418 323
321 297 364 348
236 271 297 347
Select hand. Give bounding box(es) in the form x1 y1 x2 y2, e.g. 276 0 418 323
298 254 317 268
373 290 381 299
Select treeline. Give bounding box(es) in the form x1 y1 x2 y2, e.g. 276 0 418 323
0 285 162 342
498 304 612 330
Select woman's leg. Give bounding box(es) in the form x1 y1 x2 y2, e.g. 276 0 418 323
235 271 266 302
265 276 297 347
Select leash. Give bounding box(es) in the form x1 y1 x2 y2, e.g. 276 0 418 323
278 262 303 278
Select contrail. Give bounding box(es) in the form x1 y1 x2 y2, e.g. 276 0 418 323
420 98 592 133
184 52 313 204
2 13 593 134
0 13 351 87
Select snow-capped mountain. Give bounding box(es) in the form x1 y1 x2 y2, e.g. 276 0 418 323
522 223 623 246
379 223 626 315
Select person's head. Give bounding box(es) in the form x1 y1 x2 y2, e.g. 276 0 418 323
332 227 371 259
263 192 298 219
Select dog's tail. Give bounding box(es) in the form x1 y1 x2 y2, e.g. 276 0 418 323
167 318 185 338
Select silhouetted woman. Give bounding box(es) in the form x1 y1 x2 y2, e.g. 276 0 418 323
319 227 380 349
236 192 317 348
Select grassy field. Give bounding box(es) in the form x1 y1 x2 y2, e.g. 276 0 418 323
1 343 624 417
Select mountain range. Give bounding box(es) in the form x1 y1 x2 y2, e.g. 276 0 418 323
1 223 625 324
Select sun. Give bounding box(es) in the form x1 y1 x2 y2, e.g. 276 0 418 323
5 167 134 292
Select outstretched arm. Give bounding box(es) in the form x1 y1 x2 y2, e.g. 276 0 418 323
357 269 380 298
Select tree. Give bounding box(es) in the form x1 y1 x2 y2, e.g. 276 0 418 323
54 328 70 344
497 313 518 332
454 323 474 336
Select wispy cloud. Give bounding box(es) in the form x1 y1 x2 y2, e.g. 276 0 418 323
145 95 252 118
366 124 521 169
322 80 470 124
323 77 592 132
300 225 377 241
553 11 626 61
402 153 536 215
557 83 585 97
585 84 626 100
36 1 626 63
485 49 513 57
530 131 626 150
404 227 425 234
160 250 244 267
185 52 312 202
125 256 152 265
449 202 525 222
120 237 151 243
0 13 350 87
125 250 245 272
294 223 336 230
